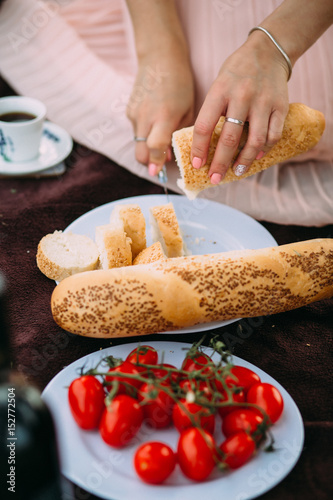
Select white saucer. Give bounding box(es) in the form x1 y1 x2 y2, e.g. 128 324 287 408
0 121 73 176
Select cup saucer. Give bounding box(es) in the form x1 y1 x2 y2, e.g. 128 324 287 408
0 121 73 176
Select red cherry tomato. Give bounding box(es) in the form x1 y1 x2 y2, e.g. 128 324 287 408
138 382 174 429
149 363 179 384
99 394 143 448
227 366 261 394
179 378 213 400
68 375 105 430
219 431 256 469
177 427 217 481
126 345 158 371
172 399 215 435
181 351 212 375
105 360 142 396
217 386 245 418
134 441 176 484
222 408 264 438
246 383 284 424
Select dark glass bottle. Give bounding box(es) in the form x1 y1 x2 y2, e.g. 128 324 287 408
0 272 64 500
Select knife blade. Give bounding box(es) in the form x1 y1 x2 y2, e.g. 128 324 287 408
157 164 169 203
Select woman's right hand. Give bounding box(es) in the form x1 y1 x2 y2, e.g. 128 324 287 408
127 49 195 175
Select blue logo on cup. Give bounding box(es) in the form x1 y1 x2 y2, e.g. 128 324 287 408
0 128 14 162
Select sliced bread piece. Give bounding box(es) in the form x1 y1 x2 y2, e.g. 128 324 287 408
36 230 99 281
109 203 146 259
149 202 187 258
132 241 166 265
95 223 132 269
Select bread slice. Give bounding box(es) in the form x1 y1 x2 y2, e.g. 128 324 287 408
150 203 187 258
95 223 132 269
172 102 326 199
109 204 146 259
132 241 166 265
36 230 99 281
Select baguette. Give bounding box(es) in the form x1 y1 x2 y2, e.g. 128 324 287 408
150 203 188 258
51 238 333 338
172 103 325 199
132 241 166 265
36 231 99 281
109 204 146 259
95 223 132 269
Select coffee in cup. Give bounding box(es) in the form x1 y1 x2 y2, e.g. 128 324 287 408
0 96 46 163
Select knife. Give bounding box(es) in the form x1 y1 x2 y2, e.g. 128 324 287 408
157 164 169 203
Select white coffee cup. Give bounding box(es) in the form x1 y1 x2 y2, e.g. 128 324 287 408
0 96 46 163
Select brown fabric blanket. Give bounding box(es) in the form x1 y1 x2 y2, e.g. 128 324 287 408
0 77 332 500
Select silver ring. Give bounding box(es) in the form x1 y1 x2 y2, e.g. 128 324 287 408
225 117 244 126
134 136 147 142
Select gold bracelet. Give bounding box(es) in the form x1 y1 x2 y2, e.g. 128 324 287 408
248 26 292 81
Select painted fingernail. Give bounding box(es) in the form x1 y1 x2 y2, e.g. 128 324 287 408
192 156 202 169
256 151 265 160
148 163 158 176
210 173 222 184
234 164 247 177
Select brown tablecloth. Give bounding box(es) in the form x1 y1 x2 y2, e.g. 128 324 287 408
0 78 332 500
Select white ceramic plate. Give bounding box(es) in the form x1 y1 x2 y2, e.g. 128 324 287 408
0 121 73 175
42 341 304 500
64 194 277 334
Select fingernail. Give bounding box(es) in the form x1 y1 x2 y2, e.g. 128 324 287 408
256 151 265 160
234 164 247 177
148 163 158 176
210 173 222 185
192 157 202 169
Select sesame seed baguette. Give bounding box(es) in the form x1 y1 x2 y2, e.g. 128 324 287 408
109 203 146 259
172 103 325 199
150 202 188 258
51 238 333 338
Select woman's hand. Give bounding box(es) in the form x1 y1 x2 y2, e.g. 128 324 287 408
126 0 194 175
127 50 194 175
191 30 290 184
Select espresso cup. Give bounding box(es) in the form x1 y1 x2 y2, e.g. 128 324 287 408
0 96 46 163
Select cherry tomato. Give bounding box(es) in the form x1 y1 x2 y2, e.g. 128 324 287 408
99 394 143 448
217 386 245 418
181 350 213 374
68 375 105 430
179 378 213 400
172 399 215 435
226 366 261 394
134 441 176 484
246 383 284 424
219 431 256 469
222 408 264 438
177 427 217 481
149 363 179 384
105 360 142 396
126 345 158 371
138 382 174 429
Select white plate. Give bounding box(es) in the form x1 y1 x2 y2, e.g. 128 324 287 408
42 341 304 500
64 194 277 334
0 121 73 175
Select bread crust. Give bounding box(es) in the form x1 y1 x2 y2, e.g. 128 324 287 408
36 231 99 281
150 203 185 257
109 204 146 259
51 238 333 338
132 241 166 265
172 103 325 198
